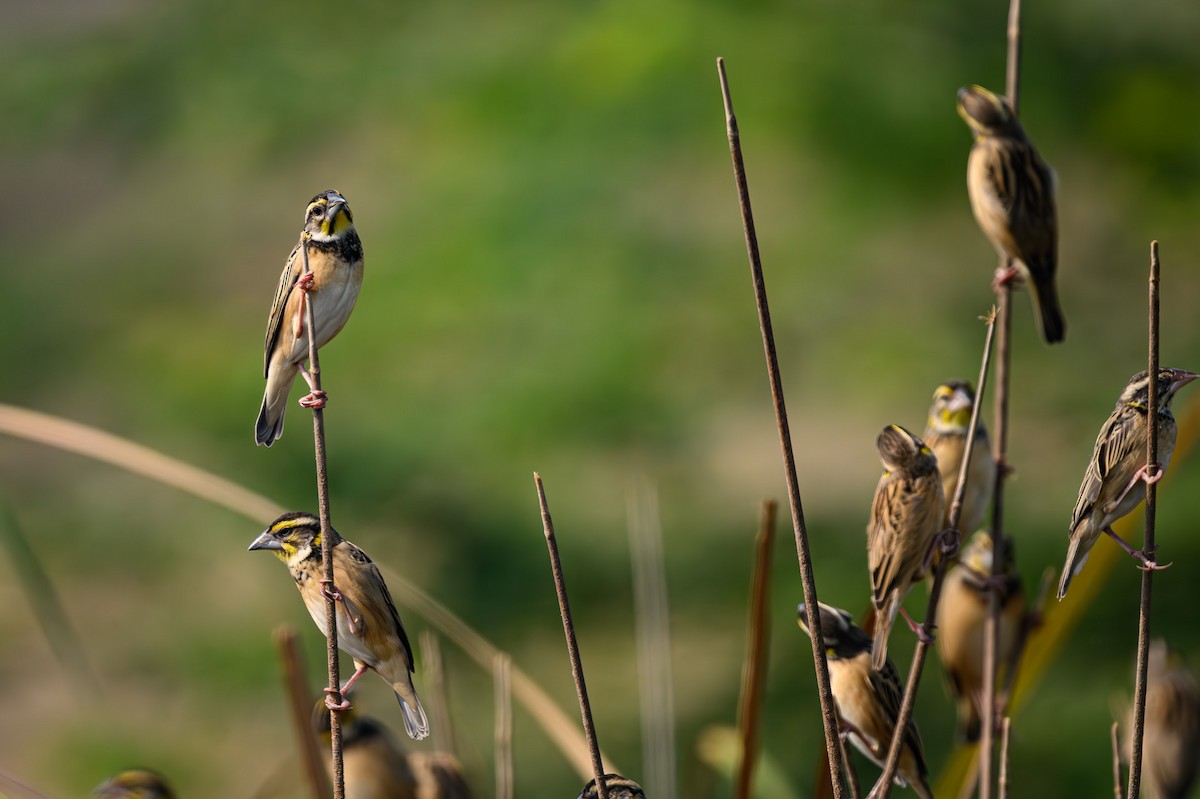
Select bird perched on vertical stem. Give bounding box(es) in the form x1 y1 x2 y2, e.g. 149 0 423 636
249 512 429 740
867 424 946 671
577 774 646 799
958 84 1066 344
1057 368 1198 599
255 189 364 446
936 530 1027 742
797 602 933 799
1123 639 1200 799
91 770 176 799
923 380 995 534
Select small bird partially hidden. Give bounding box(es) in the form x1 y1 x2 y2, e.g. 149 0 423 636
577 774 646 799
314 701 472 799
867 424 946 671
1122 640 1200 799
797 602 933 799
249 512 429 740
936 531 1027 742
255 190 364 446
91 770 176 799
1058 368 1198 599
923 380 995 535
958 84 1065 344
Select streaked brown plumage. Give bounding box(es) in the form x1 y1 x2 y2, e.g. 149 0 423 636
249 512 429 740
867 424 946 671
923 380 995 534
936 531 1026 742
91 770 176 799
578 774 646 799
1124 640 1200 799
1058 368 1198 599
256 189 364 446
797 602 933 799
958 84 1065 344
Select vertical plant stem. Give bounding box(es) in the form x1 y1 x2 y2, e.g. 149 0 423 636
1112 721 1124 799
982 2 1022 793
534 473 609 799
275 625 333 799
876 311 997 797
421 631 457 755
735 499 777 799
840 730 863 799
299 238 344 799
495 652 514 799
628 478 678 799
998 717 1012 799
715 55 845 797
1127 241 1161 799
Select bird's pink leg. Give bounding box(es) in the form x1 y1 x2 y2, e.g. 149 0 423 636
320 579 362 635
292 271 316 339
900 607 935 644
1109 462 1164 511
297 364 327 409
1102 527 1171 571
992 260 1022 292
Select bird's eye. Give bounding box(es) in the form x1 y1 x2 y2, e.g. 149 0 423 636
310 205 325 218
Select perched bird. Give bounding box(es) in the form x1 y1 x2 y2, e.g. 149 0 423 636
1123 640 1200 799
91 770 176 799
255 189 364 446
577 774 646 799
1058 368 1198 599
923 380 995 534
315 701 420 799
249 512 429 739
797 602 933 799
315 702 473 799
936 530 1027 742
867 424 946 671
958 84 1065 344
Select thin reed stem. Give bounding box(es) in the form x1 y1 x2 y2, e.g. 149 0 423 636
421 631 457 755
982 2 1022 792
274 625 333 799
875 311 997 797
1127 241 1161 799
716 55 845 797
735 499 777 799
628 478 678 799
495 652 514 799
534 472 609 799
1112 721 1124 799
998 717 1012 799
298 238 345 799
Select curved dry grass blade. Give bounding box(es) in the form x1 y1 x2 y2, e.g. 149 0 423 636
0 770 58 799
0 403 611 782
495 652 514 799
421 630 457 755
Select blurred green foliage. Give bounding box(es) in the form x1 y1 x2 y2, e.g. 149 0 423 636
1 0 1199 796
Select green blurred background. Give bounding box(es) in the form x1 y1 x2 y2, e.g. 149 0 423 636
2 0 1200 796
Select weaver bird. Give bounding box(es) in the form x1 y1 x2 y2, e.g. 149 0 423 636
250 512 429 739
578 774 646 799
255 189 364 446
797 602 933 799
1123 640 1200 799
316 702 473 799
867 424 946 671
91 770 176 799
936 531 1026 742
923 380 995 534
1058 368 1198 599
958 84 1065 344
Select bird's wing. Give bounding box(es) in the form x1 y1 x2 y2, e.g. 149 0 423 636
263 238 304 378
1070 408 1137 531
875 658 928 770
869 474 941 606
1002 141 1057 268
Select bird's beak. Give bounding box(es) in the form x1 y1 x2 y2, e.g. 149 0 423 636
948 388 973 414
1170 370 1199 393
248 530 283 552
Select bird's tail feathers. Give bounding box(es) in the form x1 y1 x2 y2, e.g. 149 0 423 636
1057 535 1091 600
872 598 897 671
396 689 430 741
1028 268 1067 344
